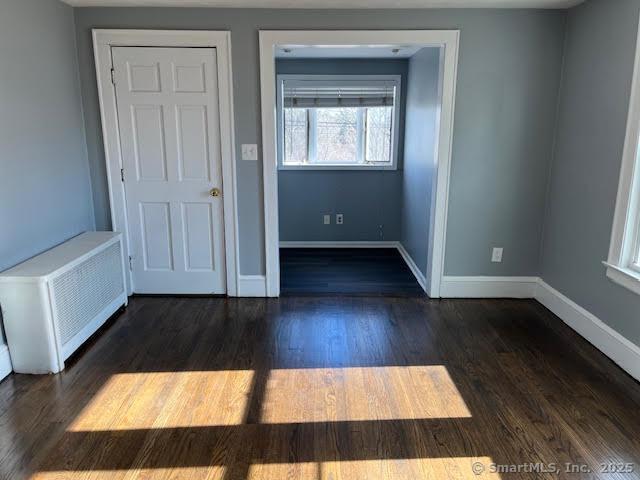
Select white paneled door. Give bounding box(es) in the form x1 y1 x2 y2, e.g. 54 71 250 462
113 47 226 294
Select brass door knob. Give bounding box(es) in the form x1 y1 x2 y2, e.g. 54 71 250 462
209 188 221 197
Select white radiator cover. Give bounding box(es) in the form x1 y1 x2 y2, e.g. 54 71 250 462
0 232 127 374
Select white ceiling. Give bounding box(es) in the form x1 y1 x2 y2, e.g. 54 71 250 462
62 0 585 9
276 45 426 58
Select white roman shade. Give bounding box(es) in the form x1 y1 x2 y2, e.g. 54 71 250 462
283 79 397 108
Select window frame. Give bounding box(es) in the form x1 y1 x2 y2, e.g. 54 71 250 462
605 22 640 296
276 74 401 171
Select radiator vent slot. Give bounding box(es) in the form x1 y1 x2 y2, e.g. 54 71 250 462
52 243 124 346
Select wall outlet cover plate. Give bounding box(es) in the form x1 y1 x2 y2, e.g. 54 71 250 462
241 144 258 161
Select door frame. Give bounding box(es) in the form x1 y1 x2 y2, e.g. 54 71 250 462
259 30 460 297
93 29 239 296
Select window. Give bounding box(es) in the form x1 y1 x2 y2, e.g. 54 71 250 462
606 38 640 296
278 75 400 169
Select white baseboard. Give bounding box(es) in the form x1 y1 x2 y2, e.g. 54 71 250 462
0 344 12 381
535 280 640 382
237 275 267 297
396 243 427 292
440 276 540 298
279 241 398 248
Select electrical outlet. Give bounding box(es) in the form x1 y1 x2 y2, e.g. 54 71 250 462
336 214 344 225
491 247 503 263
323 215 331 225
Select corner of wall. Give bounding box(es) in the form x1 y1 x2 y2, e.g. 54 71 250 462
538 9 571 280
71 6 97 232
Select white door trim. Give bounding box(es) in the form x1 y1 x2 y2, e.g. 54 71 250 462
0 344 13 382
259 30 460 297
93 29 239 296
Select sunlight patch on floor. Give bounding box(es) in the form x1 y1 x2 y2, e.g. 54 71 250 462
260 366 471 423
31 466 227 480
247 457 499 480
67 371 254 431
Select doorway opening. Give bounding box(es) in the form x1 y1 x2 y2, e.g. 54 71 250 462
259 31 459 297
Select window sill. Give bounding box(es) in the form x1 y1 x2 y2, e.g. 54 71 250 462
604 261 640 296
279 164 397 171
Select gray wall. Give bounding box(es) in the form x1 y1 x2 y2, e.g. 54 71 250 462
276 58 408 242
0 0 95 345
73 8 566 276
541 0 640 346
442 16 565 276
279 171 402 241
400 48 441 277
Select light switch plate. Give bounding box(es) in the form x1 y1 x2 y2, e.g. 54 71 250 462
323 215 331 225
241 144 258 161
491 247 503 263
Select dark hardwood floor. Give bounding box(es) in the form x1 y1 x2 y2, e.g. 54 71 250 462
280 248 425 296
1 296 640 479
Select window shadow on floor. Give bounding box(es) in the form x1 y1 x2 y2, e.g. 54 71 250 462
2 296 640 479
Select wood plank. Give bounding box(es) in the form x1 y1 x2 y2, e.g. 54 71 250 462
0 296 638 479
279 248 425 296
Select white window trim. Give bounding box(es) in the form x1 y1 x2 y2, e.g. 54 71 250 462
276 74 401 171
605 14 640 296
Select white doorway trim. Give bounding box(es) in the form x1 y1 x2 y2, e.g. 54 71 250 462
259 30 460 297
93 29 240 296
